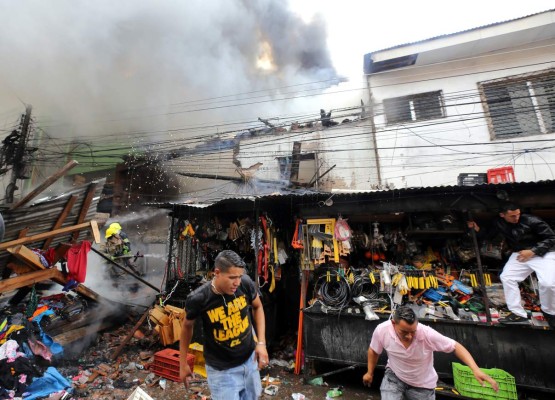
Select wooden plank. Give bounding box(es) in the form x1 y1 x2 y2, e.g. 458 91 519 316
7 262 34 275
18 228 30 238
6 245 103 303
90 220 101 244
72 182 98 241
53 320 114 346
43 195 78 249
111 307 151 360
0 269 59 292
8 245 72 273
0 229 27 279
290 141 302 183
72 282 103 303
8 245 44 269
0 221 100 251
10 160 79 210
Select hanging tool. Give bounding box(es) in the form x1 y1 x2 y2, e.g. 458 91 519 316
291 218 304 249
257 215 270 281
469 273 478 288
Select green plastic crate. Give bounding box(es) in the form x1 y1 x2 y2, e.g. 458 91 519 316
452 362 518 400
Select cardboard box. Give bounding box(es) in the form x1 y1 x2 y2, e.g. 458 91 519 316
149 304 185 345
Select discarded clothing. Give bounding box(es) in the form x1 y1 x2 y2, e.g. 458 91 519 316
0 325 24 345
0 340 25 362
62 279 79 292
23 367 71 400
27 338 53 362
29 306 50 321
0 356 42 395
31 250 50 268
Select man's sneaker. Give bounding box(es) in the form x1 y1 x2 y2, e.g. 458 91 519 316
498 312 530 324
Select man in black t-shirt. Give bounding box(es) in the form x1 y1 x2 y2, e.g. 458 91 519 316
180 250 268 399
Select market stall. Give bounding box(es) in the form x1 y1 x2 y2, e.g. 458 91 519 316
303 308 555 391
155 180 555 393
291 181 555 394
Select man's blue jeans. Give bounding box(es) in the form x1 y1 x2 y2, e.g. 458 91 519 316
205 352 262 400
381 368 435 400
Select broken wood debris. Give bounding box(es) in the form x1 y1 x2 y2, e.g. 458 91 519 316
6 243 104 303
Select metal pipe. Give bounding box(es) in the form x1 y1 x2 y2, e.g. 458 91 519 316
467 211 492 324
303 364 356 383
90 247 159 292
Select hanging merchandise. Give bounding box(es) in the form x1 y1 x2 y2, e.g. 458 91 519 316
228 221 241 241
371 222 386 251
272 238 281 280
291 219 304 249
334 217 351 241
179 220 195 240
307 219 340 263
480 240 504 260
265 216 278 292
256 215 270 282
308 225 325 265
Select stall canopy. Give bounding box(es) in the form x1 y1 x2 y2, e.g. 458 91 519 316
148 179 555 217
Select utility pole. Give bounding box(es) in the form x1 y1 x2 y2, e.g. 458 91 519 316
6 105 33 203
364 81 382 187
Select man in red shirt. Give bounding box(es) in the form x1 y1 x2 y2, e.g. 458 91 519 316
363 306 498 399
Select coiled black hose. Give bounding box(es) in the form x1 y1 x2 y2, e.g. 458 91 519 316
317 274 352 309
351 274 380 299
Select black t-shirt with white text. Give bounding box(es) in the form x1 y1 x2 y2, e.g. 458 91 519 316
185 274 258 370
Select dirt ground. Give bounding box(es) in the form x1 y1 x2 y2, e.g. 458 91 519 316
54 322 555 400
56 313 551 400
54 319 381 400
117 365 381 400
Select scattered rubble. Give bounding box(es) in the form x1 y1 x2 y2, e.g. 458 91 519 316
50 319 378 399
0 289 377 399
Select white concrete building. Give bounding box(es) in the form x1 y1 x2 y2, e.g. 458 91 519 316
169 106 383 202
364 9 555 188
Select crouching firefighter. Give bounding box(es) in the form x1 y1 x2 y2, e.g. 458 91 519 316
105 222 143 277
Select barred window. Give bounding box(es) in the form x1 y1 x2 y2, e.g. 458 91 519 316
383 91 444 124
480 70 555 138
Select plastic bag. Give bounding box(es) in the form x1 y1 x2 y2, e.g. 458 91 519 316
334 217 352 241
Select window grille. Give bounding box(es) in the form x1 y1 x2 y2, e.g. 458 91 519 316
479 70 555 138
383 91 444 124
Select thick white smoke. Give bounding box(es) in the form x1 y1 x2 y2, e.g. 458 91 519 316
0 0 338 138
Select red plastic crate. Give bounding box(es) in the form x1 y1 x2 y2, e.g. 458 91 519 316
487 166 515 184
149 349 195 382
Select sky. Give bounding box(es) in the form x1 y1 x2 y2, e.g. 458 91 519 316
0 0 553 148
290 0 555 78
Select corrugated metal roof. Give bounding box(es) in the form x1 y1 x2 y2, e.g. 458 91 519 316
145 179 555 209
0 179 106 270
367 8 555 55
144 180 326 209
